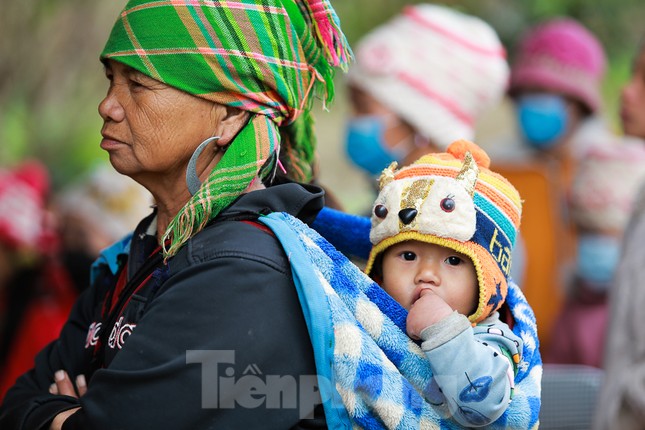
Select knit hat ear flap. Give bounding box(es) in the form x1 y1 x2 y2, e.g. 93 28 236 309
366 140 522 324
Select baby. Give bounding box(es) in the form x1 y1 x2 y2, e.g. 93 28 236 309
365 140 525 427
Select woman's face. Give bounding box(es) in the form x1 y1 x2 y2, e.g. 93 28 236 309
98 60 221 188
621 47 645 139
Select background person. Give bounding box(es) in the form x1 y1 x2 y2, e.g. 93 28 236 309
504 18 609 163
547 141 645 368
489 17 610 354
343 3 509 198
0 161 77 403
54 164 153 294
593 36 645 430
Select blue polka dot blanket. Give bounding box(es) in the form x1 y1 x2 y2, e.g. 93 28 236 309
259 211 541 429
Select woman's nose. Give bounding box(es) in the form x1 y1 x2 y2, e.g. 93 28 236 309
98 89 125 122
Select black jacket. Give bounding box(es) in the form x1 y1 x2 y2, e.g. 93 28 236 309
0 183 327 430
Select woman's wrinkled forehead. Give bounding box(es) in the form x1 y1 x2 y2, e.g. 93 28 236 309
101 59 157 82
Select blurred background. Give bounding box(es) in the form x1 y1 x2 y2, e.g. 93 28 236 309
1 0 644 211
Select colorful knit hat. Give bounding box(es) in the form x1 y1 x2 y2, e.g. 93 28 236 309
56 164 153 242
365 140 522 324
100 0 351 257
347 4 509 149
0 161 51 253
509 18 606 114
570 139 645 233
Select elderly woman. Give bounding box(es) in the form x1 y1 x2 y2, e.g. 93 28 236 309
0 0 349 429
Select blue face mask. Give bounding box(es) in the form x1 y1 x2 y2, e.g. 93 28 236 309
345 115 405 176
517 94 569 150
576 234 622 289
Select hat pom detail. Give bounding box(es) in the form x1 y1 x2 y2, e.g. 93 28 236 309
447 139 491 169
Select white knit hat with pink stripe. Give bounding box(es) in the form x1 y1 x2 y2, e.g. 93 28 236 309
570 139 645 233
348 4 509 149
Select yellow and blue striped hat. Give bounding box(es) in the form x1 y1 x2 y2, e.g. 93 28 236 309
365 140 522 324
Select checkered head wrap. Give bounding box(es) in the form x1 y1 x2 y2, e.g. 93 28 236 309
365 140 523 324
101 0 350 257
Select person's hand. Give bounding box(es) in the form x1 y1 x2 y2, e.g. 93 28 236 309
48 370 85 430
49 370 87 397
406 289 453 340
50 408 81 430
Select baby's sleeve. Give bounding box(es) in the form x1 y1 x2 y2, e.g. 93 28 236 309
420 312 523 427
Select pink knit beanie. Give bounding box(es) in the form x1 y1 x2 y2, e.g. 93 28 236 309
509 18 606 113
348 4 509 149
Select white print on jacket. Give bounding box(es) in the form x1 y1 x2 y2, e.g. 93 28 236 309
108 317 137 349
85 322 102 348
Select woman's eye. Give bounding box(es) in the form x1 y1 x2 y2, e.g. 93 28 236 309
446 256 462 266
402 251 416 261
129 79 144 89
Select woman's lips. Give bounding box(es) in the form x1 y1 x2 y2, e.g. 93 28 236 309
100 135 126 150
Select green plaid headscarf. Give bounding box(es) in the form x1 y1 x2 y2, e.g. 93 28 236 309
101 0 350 257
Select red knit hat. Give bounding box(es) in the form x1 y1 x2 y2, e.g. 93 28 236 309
509 18 606 113
0 161 51 252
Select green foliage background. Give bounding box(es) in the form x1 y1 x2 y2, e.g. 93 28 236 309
1 0 643 191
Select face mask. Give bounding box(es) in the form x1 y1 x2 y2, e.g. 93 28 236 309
576 234 621 290
345 115 406 176
517 94 568 150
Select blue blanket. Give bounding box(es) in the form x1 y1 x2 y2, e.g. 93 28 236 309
260 211 542 429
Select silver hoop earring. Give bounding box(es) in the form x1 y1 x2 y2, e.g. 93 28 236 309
186 136 221 196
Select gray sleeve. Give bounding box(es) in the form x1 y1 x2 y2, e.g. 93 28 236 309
419 312 522 427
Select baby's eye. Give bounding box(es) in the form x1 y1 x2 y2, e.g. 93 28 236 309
445 256 463 266
401 251 417 261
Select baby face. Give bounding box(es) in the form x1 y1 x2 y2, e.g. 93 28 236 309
381 240 478 316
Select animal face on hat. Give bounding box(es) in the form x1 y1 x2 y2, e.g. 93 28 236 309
365 140 522 323
370 156 479 245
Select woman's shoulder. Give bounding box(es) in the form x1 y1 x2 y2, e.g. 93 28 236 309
175 217 288 271
169 183 323 272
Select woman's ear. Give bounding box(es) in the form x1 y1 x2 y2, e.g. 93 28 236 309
213 106 250 147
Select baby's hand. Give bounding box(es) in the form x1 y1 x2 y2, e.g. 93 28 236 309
406 289 453 340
